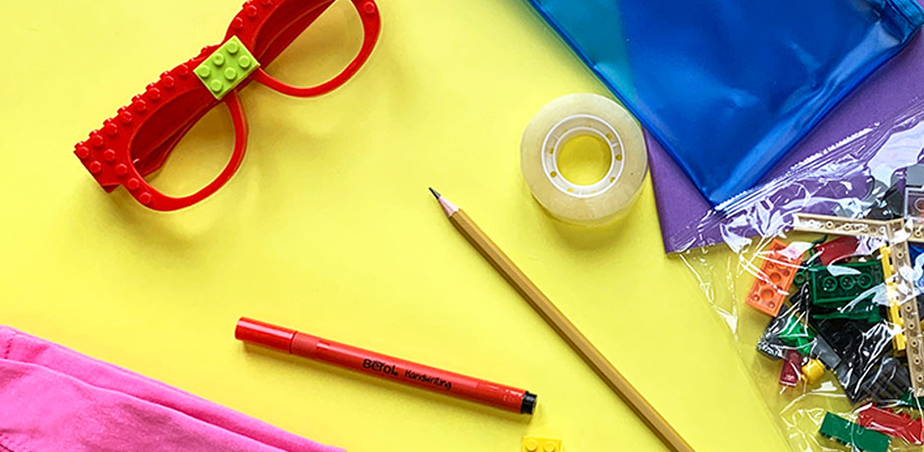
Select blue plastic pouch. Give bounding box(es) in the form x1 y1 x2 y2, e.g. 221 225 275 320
526 0 924 205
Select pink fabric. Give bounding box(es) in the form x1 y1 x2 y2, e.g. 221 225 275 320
0 326 343 452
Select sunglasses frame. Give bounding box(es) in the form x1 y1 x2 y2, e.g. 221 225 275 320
73 0 381 211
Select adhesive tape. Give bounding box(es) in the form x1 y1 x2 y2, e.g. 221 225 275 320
520 93 648 225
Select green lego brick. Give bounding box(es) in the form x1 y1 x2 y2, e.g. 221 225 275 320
813 303 882 323
793 268 808 286
808 261 883 307
195 36 260 100
819 413 890 452
779 316 816 355
900 390 924 407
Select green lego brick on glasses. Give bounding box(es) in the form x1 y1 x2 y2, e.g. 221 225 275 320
195 36 260 100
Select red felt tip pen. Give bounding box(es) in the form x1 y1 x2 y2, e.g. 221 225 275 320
235 317 537 414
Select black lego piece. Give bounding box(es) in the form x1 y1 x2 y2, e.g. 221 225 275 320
792 282 904 404
757 293 842 369
834 356 912 405
757 312 790 360
867 184 905 221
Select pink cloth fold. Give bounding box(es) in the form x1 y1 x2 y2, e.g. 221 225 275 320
0 326 343 452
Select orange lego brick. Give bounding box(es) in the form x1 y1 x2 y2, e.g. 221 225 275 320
746 239 802 316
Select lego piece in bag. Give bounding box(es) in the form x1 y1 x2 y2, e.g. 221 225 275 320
746 239 803 316
900 390 924 408
809 310 888 361
908 187 924 218
865 358 913 406
786 288 843 369
814 236 860 266
812 305 882 323
857 405 923 444
779 316 816 356
807 261 883 307
868 185 905 221
883 229 924 397
757 313 793 360
836 356 912 405
813 337 843 370
907 164 924 188
780 349 803 387
819 412 890 452
801 359 826 385
792 214 892 239
815 320 894 404
879 245 908 352
758 308 842 369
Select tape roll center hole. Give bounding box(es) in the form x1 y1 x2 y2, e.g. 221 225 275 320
540 113 624 198
556 135 612 186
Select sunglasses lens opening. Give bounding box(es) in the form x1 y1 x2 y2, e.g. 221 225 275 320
139 105 238 199
262 1 364 88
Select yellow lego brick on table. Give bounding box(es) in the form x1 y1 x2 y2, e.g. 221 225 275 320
522 437 562 452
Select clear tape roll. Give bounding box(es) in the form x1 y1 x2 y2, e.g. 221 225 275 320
520 93 648 225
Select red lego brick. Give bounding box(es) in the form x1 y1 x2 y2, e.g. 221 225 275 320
814 236 860 265
780 349 802 387
858 405 923 445
747 239 803 316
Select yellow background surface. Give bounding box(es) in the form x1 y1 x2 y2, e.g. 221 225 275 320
0 1 790 451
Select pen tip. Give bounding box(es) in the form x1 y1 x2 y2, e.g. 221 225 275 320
429 187 441 200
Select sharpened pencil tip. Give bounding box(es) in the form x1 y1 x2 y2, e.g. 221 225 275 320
429 187 441 200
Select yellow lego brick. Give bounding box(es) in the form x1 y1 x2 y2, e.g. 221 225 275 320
879 246 908 352
522 437 562 452
801 359 825 385
881 246 894 279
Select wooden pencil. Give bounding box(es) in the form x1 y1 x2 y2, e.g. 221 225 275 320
430 188 694 452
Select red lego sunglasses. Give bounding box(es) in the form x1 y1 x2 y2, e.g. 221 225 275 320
73 0 381 211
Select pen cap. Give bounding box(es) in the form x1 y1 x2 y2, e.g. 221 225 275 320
235 317 297 353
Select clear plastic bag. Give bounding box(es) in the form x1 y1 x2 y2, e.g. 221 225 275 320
671 98 924 452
